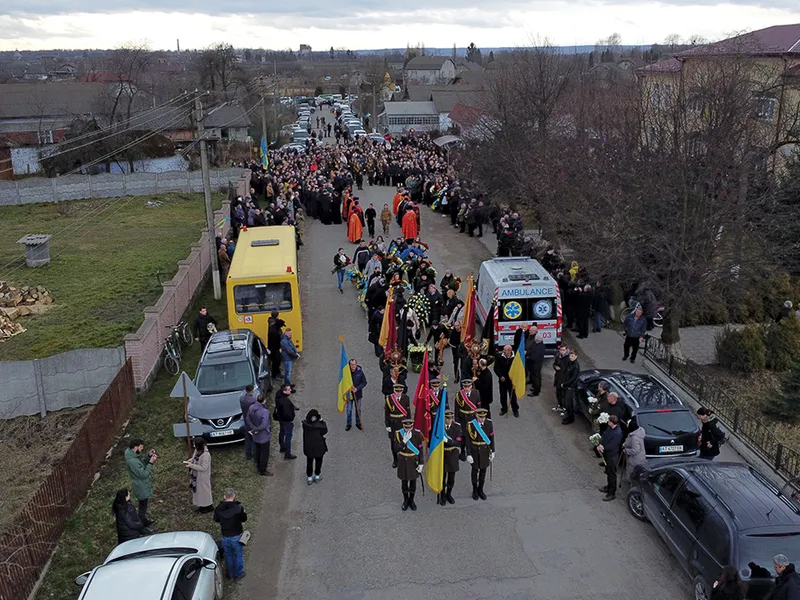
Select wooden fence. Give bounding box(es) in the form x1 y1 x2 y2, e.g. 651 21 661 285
0 360 135 600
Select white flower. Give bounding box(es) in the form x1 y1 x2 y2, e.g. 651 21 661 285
588 396 598 404
589 433 601 446
597 412 610 424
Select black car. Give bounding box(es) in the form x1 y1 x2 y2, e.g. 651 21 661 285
576 370 701 457
627 458 800 600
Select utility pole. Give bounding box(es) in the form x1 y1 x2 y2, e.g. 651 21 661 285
261 93 268 148
372 82 377 133
195 95 222 300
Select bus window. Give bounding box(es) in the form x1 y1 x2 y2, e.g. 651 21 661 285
234 283 292 314
499 298 555 322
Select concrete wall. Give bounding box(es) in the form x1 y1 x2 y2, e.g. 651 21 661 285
0 347 126 419
0 167 243 206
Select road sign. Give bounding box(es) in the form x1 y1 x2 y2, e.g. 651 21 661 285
170 372 200 399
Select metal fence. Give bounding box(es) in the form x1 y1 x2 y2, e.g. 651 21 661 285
643 336 800 482
0 360 135 600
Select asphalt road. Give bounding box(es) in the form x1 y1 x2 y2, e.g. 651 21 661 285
240 170 693 600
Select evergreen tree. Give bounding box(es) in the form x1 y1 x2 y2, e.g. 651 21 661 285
488 51 495 63
329 46 335 60
466 42 483 65
763 360 800 423
588 51 595 68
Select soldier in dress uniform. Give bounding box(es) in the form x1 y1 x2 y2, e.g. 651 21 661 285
454 379 481 461
385 383 410 468
393 418 425 511
439 410 462 506
466 408 495 501
428 378 444 439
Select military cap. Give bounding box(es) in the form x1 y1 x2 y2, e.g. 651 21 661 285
402 417 414 425
475 408 489 417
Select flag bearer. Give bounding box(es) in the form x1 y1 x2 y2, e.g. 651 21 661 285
385 383 410 468
466 408 495 501
455 379 481 461
393 418 425 511
439 410 462 506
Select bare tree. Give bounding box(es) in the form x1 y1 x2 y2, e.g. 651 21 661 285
193 43 243 98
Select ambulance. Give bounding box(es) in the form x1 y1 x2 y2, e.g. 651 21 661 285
475 257 562 355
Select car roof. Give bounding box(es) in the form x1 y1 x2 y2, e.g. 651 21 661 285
202 330 252 363
583 370 687 411
689 462 800 531
105 531 212 561
81 557 178 600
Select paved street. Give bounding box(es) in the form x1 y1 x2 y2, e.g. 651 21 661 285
241 180 693 600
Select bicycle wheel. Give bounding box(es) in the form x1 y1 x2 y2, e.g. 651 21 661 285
171 336 183 360
164 353 180 376
653 312 664 328
180 322 193 346
620 308 632 322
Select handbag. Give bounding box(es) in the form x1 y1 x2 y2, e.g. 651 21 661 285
238 530 251 545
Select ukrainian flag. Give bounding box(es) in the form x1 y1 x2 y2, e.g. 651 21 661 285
509 335 526 400
337 338 354 413
260 136 269 169
425 385 446 494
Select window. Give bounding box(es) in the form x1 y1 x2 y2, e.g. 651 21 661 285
649 83 672 108
221 127 230 140
698 509 731 565
171 558 203 600
637 410 697 437
234 283 292 314
753 95 777 121
196 360 254 395
671 480 712 534
251 336 262 374
652 470 684 505
37 129 53 145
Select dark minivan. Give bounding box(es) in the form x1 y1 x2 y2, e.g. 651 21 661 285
576 370 701 457
627 458 800 600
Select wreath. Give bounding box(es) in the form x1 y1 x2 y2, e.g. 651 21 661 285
407 292 431 326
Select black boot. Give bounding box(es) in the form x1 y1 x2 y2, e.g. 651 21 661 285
446 484 455 504
408 493 417 511
402 492 409 511
478 470 487 500
392 458 397 469
472 486 479 501
459 449 467 462
438 493 446 506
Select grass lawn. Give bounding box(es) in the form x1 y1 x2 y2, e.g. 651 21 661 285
0 192 223 361
35 283 265 600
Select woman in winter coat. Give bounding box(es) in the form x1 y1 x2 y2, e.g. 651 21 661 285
302 409 328 485
112 488 147 544
622 418 647 483
697 407 727 460
183 437 213 512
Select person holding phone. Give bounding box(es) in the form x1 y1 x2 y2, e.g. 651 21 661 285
124 439 157 526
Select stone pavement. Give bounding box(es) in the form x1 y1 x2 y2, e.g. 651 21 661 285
242 191 691 600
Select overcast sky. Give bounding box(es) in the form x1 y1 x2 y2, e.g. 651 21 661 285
1 2 799 51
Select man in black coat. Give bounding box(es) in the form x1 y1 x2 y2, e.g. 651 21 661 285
369 306 385 357
493 345 519 418
576 284 592 339
598 415 623 501
527 333 546 397
274 384 298 459
771 554 800 600
193 307 217 349
560 349 581 424
474 358 494 417
267 313 285 379
440 410 462 506
364 203 377 238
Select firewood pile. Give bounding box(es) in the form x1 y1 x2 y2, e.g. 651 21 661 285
0 281 54 340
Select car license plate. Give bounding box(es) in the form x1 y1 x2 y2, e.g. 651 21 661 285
659 445 683 453
210 430 234 438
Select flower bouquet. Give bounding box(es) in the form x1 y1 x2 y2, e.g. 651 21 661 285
597 412 610 425
408 344 427 372
589 433 606 466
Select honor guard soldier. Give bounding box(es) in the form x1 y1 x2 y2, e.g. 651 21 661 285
466 408 495 501
428 378 444 438
439 410 462 506
393 418 425 511
385 383 410 468
455 379 481 461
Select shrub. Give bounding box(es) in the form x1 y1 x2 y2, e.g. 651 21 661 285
762 361 800 423
766 316 800 372
715 324 766 373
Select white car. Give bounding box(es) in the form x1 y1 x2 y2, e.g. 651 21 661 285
75 532 223 600
353 129 367 138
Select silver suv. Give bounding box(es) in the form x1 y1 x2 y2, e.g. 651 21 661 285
172 330 271 445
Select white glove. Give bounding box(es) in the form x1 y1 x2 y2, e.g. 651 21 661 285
490 452 495 462
416 464 424 473
386 427 392 432
467 455 474 464
403 431 412 442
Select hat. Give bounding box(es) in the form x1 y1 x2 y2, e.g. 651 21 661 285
402 417 414 426
430 378 441 387
393 383 405 391
444 410 455 418
475 408 489 417
461 379 473 386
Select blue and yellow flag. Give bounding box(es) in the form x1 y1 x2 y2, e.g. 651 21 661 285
260 136 269 169
509 336 526 400
425 385 446 493
337 337 354 413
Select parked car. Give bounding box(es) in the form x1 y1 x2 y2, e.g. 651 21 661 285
627 458 800 600
75 531 223 600
172 330 270 445
353 129 367 138
576 370 701 457
292 130 310 143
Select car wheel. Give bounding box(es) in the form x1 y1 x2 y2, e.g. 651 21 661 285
214 554 224 600
693 575 710 600
626 488 648 522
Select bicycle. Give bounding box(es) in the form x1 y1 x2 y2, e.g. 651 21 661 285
163 333 181 375
620 297 664 328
